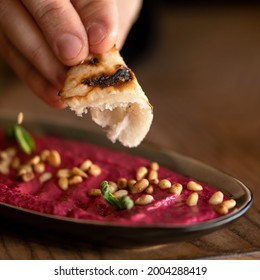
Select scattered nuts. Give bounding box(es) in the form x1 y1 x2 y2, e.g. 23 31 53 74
108 181 118 193
5 147 17 157
130 179 149 193
114 189 128 198
214 204 229 215
33 162 45 173
80 160 92 171
127 179 136 189
135 194 154 205
169 183 183 196
159 179 171 189
21 172 35 182
48 150 61 167
208 191 224 205
117 178 128 189
56 169 71 178
186 192 199 206
145 185 154 194
68 175 83 185
17 112 24 125
18 164 33 176
71 167 88 178
222 199 236 209
147 170 158 184
150 162 159 171
187 181 203 191
28 155 40 166
88 164 101 176
39 172 52 184
40 149 50 162
11 157 20 170
136 166 148 181
58 177 69 190
87 188 101 196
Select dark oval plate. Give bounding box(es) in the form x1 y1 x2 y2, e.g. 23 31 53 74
0 119 253 247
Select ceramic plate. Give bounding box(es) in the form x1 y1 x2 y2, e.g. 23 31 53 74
0 119 253 247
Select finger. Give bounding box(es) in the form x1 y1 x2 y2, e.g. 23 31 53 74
0 31 65 108
0 0 66 89
71 0 118 54
22 0 88 65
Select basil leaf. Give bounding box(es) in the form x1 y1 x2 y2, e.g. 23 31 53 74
14 125 35 154
101 181 134 210
19 126 35 151
5 125 15 139
120 195 134 210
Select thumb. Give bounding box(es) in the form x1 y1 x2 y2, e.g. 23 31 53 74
72 0 118 54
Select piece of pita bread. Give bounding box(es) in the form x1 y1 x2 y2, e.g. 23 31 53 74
60 47 153 147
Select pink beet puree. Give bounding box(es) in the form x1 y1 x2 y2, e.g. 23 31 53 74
0 130 226 226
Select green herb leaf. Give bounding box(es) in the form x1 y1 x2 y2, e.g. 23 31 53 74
120 195 134 210
101 181 134 210
6 124 35 154
5 125 15 139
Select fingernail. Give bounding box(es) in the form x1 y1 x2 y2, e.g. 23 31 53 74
87 22 106 46
56 33 83 61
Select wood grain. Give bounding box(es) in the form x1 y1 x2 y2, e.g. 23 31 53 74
0 4 259 259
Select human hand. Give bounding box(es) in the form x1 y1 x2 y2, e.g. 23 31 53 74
0 0 142 108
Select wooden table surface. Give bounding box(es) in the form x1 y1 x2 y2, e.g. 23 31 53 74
0 4 259 260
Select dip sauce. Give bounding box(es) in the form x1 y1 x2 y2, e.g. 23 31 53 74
0 131 231 226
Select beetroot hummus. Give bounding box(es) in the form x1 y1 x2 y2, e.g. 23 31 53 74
0 130 235 226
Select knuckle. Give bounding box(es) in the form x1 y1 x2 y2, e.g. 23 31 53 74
27 43 43 62
33 1 67 28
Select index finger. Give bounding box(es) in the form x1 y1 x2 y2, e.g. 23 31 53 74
22 0 88 66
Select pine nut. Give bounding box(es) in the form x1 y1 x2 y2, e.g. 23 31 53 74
71 167 88 178
34 162 45 173
135 194 154 205
11 157 20 169
187 181 203 191
208 191 224 205
145 185 154 194
222 199 236 209
48 150 61 167
56 169 71 178
58 177 69 190
150 162 159 171
0 151 9 160
130 179 149 193
21 172 35 182
17 112 24 124
68 175 83 185
117 178 128 189
127 179 136 189
87 188 101 196
0 163 9 175
40 149 50 162
136 166 148 181
114 189 128 198
108 181 118 193
5 147 17 157
186 192 199 206
80 160 93 171
159 179 171 189
39 172 52 184
88 164 101 176
169 183 183 196
214 204 229 215
28 155 40 166
18 164 33 176
148 170 158 184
